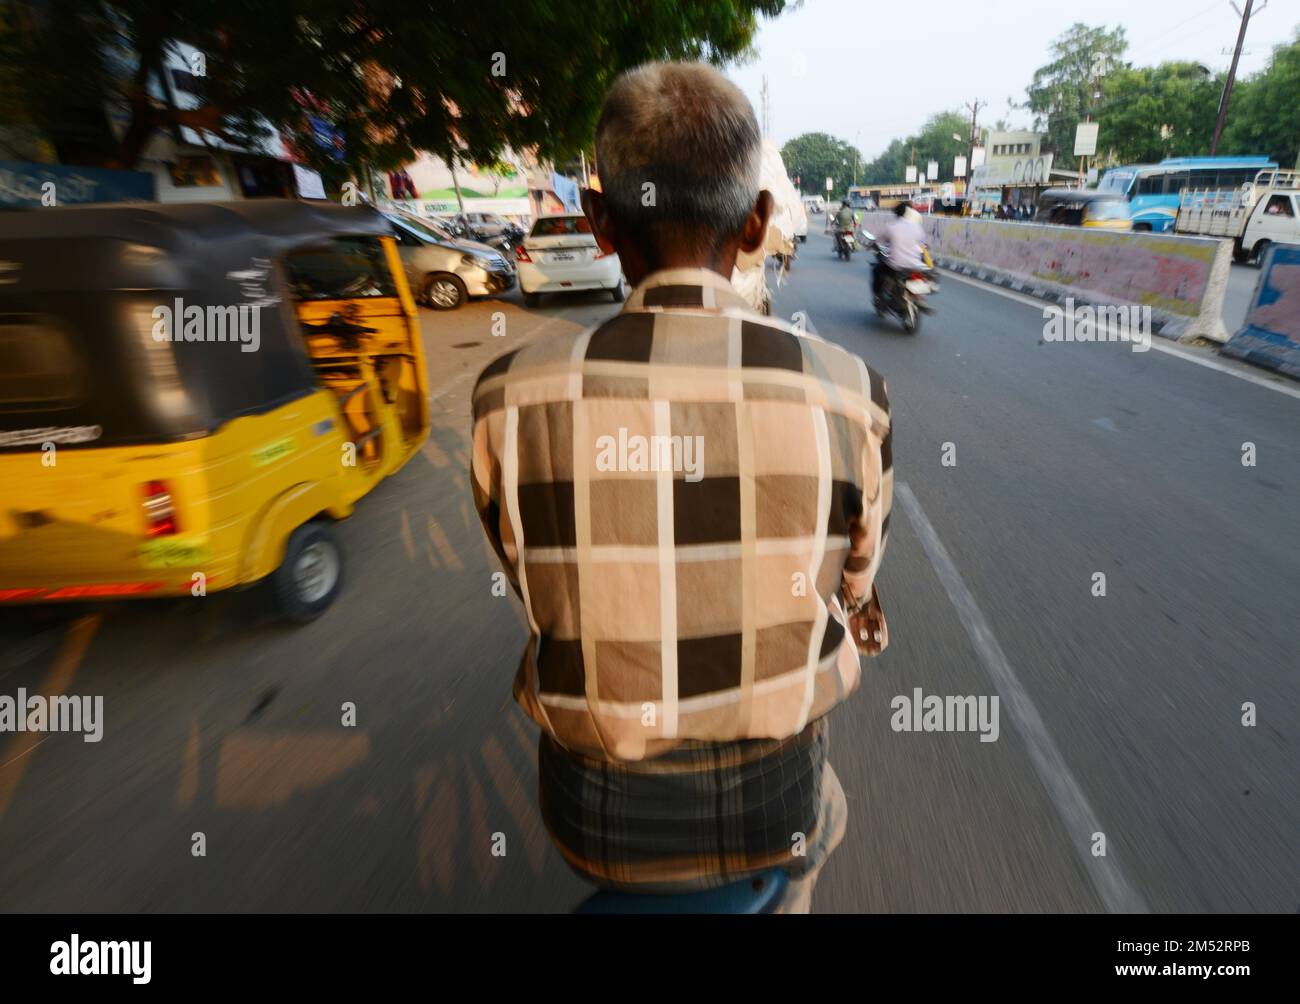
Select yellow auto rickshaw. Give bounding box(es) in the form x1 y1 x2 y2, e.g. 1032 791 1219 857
0 200 429 621
1035 188 1133 230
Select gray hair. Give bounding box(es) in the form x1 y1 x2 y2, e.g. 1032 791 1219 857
594 62 762 251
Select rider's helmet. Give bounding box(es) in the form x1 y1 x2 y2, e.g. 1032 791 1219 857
893 201 909 217
841 199 850 208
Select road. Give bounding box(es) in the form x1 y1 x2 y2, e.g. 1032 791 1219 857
0 235 1295 913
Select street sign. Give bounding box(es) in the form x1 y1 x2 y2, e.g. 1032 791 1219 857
927 160 938 181
905 165 917 183
825 176 833 192
971 146 986 168
954 156 967 179
1074 122 1099 157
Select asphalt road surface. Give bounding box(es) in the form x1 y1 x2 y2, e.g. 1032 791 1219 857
1 237 1295 913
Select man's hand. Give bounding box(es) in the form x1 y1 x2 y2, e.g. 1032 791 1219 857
842 583 887 656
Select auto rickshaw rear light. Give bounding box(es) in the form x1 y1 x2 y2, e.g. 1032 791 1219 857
142 480 178 536
514 246 533 263
593 247 614 259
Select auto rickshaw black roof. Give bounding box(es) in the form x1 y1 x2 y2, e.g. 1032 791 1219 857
0 200 399 451
1036 188 1128 207
0 197 391 245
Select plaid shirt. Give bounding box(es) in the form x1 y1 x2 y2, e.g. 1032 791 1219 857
471 268 892 761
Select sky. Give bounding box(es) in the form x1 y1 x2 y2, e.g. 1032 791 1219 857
727 0 1297 161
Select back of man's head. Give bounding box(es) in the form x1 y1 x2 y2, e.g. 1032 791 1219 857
594 62 762 261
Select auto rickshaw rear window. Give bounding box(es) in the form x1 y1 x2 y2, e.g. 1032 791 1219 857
283 237 398 301
0 316 86 410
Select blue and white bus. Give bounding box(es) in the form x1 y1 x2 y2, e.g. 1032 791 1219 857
1095 156 1277 232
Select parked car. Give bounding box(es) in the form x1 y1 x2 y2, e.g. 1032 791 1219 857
384 211 515 309
515 213 624 307
463 212 522 241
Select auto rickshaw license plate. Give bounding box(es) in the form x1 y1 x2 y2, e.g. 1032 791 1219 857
138 539 211 568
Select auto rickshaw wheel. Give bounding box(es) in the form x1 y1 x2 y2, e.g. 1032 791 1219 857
424 273 466 310
272 522 344 623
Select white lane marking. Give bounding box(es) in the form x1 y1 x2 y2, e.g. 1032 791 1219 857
895 482 1148 914
939 269 1300 402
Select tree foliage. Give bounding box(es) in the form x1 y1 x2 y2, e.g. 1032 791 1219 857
1025 22 1129 167
779 132 863 198
1030 23 1298 168
1221 28 1300 166
1097 62 1220 164
0 0 787 179
859 111 969 185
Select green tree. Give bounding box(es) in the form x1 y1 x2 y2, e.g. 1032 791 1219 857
1026 22 1129 168
780 132 863 199
859 110 969 185
0 0 788 182
1097 62 1219 164
1221 30 1300 166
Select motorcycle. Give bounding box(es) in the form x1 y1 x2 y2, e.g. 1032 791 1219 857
864 231 937 333
834 228 857 260
482 222 527 260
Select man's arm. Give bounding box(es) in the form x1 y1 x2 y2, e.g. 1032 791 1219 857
841 384 892 655
470 409 521 594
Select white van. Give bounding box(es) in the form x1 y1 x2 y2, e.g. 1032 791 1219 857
1176 170 1300 264
802 195 825 215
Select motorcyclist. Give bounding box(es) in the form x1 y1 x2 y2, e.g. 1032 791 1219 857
833 199 856 255
872 201 927 302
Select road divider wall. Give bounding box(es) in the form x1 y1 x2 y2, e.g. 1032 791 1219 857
1220 243 1300 380
856 213 1231 344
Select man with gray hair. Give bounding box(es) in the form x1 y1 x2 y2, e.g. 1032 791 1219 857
471 62 893 912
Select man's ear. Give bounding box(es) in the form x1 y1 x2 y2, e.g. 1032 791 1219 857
581 188 619 256
738 190 774 255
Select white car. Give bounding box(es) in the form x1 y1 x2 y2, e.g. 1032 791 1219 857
516 213 624 307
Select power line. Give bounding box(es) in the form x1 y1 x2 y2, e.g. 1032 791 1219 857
1125 2 1224 59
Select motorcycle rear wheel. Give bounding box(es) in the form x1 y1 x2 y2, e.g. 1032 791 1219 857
902 300 919 334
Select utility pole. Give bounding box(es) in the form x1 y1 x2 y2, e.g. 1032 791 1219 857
760 76 770 138
965 99 984 206
1211 0 1265 155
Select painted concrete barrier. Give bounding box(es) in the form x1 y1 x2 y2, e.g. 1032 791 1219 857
857 213 1231 343
1220 243 1300 379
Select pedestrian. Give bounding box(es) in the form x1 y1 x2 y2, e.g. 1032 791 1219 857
470 61 893 913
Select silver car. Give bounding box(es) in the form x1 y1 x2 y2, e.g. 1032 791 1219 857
383 212 515 310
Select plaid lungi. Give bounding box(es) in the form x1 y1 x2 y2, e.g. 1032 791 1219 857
539 716 836 892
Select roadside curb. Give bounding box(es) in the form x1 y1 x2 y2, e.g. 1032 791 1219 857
931 255 1218 344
